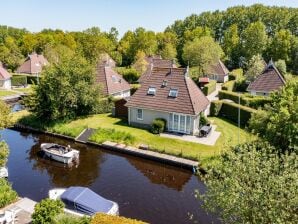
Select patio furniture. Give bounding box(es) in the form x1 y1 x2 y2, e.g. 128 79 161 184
199 125 212 137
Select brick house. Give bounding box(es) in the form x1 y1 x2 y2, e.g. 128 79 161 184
17 52 48 75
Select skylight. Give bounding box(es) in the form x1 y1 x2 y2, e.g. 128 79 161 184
147 87 156 95
169 88 178 97
111 75 118 83
162 80 168 87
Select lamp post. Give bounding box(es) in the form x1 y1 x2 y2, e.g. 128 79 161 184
238 92 240 145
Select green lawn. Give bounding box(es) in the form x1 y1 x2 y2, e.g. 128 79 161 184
0 90 18 97
13 86 33 94
14 112 255 165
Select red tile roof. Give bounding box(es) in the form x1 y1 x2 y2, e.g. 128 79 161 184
206 60 229 76
126 67 210 115
138 56 177 83
0 64 11 80
96 64 130 96
247 62 286 93
199 77 209 83
17 52 48 74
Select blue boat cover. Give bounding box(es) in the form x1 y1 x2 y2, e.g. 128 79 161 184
61 187 114 215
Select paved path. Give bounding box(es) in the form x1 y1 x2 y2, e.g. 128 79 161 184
75 128 96 143
207 83 222 102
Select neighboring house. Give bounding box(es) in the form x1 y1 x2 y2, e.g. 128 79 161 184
247 60 286 96
96 62 131 98
205 60 229 83
137 56 177 83
0 63 12 89
126 67 210 135
17 52 48 75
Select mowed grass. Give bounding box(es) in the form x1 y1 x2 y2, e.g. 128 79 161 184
0 90 18 97
13 86 33 94
14 112 255 163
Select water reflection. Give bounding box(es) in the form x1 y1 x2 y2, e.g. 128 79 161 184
1 129 220 224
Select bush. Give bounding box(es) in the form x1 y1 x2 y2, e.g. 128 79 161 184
210 100 223 116
116 67 140 84
31 199 64 224
91 213 147 224
89 128 136 145
222 80 235 91
199 113 209 126
202 80 216 95
151 118 167 134
53 214 91 224
11 75 27 86
229 68 243 81
219 101 256 126
234 79 248 92
0 179 18 208
218 90 270 109
130 84 141 95
27 76 39 84
95 97 114 114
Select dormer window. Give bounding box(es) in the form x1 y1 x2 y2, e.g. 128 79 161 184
169 88 178 98
147 87 156 95
162 80 168 87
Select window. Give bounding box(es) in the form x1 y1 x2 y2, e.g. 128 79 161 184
147 87 156 95
162 80 168 87
137 109 143 120
169 88 178 97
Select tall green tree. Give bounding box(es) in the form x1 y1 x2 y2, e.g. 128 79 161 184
245 54 266 82
249 79 298 152
222 24 240 67
198 141 298 224
241 21 268 61
0 37 23 71
25 55 102 120
182 36 224 75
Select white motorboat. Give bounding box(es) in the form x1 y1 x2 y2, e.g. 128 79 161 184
49 187 119 216
0 167 8 178
40 143 79 164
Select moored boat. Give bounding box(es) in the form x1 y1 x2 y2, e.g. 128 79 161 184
49 186 119 216
0 167 8 178
40 143 79 164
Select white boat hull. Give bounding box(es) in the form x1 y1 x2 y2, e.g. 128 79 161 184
43 151 73 164
0 167 8 178
41 143 79 164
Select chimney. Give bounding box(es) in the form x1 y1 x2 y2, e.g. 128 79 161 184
150 62 153 71
171 59 175 67
185 65 189 77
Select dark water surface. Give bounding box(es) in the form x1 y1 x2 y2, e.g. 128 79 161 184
1 129 219 224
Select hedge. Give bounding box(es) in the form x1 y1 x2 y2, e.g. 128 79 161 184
218 90 271 109
222 80 235 91
27 76 39 84
91 213 147 224
210 100 256 126
11 75 27 86
202 80 216 95
229 68 243 81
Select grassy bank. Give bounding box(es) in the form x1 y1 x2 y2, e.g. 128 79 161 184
13 112 255 165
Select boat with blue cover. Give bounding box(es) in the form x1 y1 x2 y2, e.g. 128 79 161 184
49 186 119 216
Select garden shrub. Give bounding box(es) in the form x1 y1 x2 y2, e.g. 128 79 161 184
53 214 91 224
199 113 209 126
116 67 140 83
234 79 248 92
202 80 216 95
91 213 147 224
219 102 256 126
31 199 64 224
27 76 39 84
89 128 135 145
218 90 270 109
229 68 243 81
96 97 114 114
11 75 27 86
151 118 167 134
222 80 235 91
0 179 18 208
210 100 223 116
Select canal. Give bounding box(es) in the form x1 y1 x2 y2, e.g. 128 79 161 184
1 129 219 224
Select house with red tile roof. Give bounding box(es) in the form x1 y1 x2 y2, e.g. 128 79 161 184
126 67 210 135
17 52 48 75
0 62 12 89
96 62 131 98
137 56 177 83
205 59 229 83
247 60 286 96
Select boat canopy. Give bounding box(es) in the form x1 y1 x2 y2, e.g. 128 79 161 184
61 187 114 215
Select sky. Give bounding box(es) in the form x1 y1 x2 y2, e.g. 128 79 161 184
1 0 298 36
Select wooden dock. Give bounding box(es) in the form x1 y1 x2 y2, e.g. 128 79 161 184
90 141 199 170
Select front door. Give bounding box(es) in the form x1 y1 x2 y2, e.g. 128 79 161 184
169 113 191 134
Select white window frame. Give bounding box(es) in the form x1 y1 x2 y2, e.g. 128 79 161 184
169 88 178 97
137 109 143 120
147 87 156 95
169 113 191 134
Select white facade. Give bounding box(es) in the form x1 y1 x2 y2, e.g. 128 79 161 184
0 79 11 89
207 74 228 83
112 90 131 99
128 107 200 135
248 90 270 97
